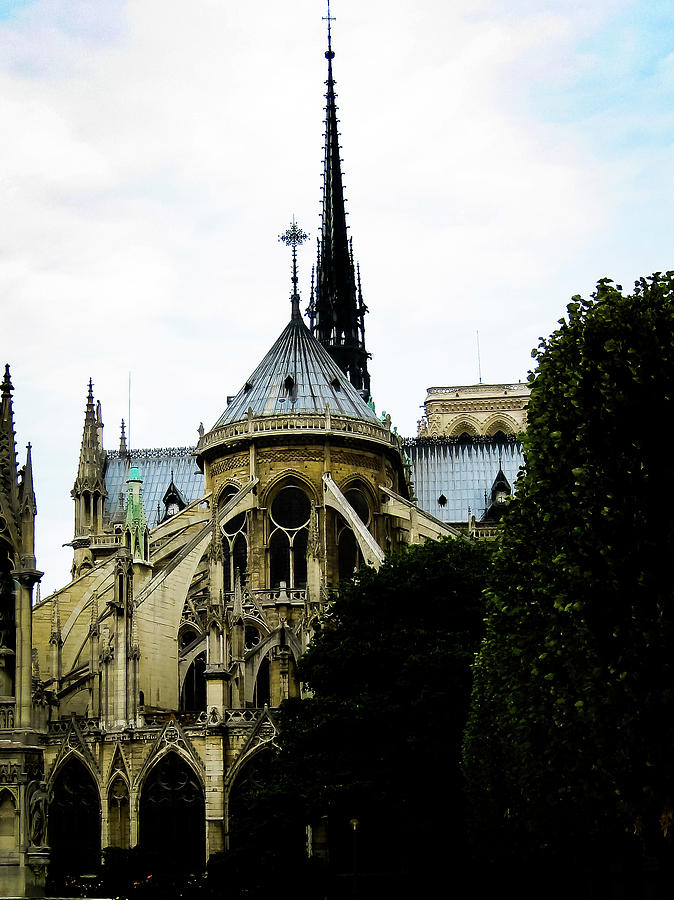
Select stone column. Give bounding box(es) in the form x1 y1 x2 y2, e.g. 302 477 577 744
13 563 41 730
204 733 225 859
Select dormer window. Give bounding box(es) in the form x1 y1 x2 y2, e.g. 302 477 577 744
161 473 187 523
281 375 296 403
331 377 341 391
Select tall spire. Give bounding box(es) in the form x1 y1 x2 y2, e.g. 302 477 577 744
0 365 20 547
310 2 371 399
72 379 107 538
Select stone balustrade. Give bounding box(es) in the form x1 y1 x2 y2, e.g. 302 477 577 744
198 411 395 453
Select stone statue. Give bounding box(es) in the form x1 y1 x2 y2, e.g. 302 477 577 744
29 782 49 847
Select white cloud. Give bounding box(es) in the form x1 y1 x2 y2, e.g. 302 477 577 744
1 0 670 593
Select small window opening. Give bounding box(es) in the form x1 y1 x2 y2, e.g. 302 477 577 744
243 382 253 393
331 377 341 391
438 493 447 507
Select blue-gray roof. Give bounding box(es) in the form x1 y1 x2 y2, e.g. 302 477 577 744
105 448 205 529
213 314 379 427
406 438 525 523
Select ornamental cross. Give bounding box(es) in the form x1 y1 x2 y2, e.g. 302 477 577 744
279 218 309 318
323 0 335 52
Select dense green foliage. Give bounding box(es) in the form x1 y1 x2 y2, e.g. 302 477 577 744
463 274 674 881
226 536 491 895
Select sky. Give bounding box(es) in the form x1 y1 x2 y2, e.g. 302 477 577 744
2 0 673 594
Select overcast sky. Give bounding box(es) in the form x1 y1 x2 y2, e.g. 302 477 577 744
2 0 672 594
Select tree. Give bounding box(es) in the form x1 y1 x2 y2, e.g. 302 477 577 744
235 536 491 895
463 274 674 889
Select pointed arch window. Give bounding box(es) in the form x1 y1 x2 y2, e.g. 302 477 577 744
268 485 311 588
336 486 372 581
0 790 17 852
220 487 248 590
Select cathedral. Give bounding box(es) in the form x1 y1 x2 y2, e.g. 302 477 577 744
0 18 489 896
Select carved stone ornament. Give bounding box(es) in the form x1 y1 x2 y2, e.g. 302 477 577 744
27 780 49 847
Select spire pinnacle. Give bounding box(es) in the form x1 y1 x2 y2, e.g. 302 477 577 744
20 442 36 518
119 419 128 455
85 378 95 424
2 364 13 401
313 7 371 399
323 0 335 59
279 218 309 320
0 364 20 543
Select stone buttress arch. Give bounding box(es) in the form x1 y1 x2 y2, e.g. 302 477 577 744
244 627 302 705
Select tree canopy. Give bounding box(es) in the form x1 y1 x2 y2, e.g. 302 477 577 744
225 536 491 895
463 274 674 884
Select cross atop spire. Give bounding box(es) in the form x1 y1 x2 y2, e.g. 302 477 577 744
323 0 335 58
279 218 309 320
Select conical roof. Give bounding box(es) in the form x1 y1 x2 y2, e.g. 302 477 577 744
214 313 379 428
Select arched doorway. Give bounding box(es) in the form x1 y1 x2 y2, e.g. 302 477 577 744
48 756 101 877
139 752 205 873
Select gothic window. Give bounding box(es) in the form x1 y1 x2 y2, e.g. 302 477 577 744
48 756 101 878
253 654 271 707
337 487 372 582
228 751 274 849
0 790 17 853
108 777 130 849
338 528 360 581
179 627 199 650
268 485 311 589
181 651 206 712
245 625 262 652
139 752 204 872
344 487 370 525
220 487 248 589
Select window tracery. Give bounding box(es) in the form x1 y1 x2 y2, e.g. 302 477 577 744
220 487 248 589
268 485 311 588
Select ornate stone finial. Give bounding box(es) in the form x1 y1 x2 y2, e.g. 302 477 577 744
85 378 95 423
119 419 128 455
89 591 99 637
50 596 62 646
1 363 13 399
233 568 244 623
209 499 223 564
307 502 321 559
279 218 309 320
129 605 140 660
